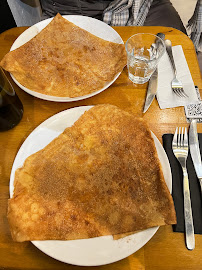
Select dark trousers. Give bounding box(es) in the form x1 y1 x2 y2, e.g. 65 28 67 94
145 0 187 34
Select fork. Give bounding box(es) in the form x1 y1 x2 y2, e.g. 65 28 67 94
172 127 195 250
165 40 188 98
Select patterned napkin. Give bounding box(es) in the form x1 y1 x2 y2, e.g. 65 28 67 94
162 134 202 234
156 45 199 109
184 86 202 123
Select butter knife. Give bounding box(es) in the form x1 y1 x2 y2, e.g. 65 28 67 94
189 119 202 191
143 68 158 113
143 33 165 113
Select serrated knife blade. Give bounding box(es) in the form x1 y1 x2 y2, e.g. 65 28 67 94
189 120 202 190
143 68 158 113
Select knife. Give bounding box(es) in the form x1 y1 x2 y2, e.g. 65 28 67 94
143 32 165 113
189 119 202 191
143 68 158 113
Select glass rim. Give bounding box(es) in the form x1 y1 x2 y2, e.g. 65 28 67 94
125 33 166 62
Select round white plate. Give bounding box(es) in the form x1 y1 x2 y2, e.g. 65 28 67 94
10 106 172 266
10 15 124 102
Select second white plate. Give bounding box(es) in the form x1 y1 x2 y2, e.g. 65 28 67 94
10 15 124 102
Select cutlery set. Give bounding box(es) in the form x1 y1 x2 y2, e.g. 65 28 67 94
143 36 189 113
172 118 202 251
144 34 201 250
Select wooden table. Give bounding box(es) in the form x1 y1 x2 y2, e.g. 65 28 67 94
0 25 202 270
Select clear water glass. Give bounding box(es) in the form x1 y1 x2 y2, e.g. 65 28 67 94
125 33 165 84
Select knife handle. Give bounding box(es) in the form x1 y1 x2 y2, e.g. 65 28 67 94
199 178 202 193
183 167 195 250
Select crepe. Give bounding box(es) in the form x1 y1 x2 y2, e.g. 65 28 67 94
0 14 126 98
8 104 176 242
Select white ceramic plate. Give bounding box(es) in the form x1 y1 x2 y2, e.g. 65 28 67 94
10 106 172 266
10 15 124 102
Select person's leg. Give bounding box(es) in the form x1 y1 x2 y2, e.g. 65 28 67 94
144 0 187 34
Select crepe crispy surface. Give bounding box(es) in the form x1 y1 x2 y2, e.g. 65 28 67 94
8 104 176 242
0 14 126 98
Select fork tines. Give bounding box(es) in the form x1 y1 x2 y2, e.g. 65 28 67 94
172 82 189 98
172 86 189 98
173 127 188 148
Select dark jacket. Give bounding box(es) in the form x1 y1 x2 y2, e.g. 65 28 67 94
40 0 111 20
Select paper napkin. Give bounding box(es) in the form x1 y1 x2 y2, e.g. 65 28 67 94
156 45 199 109
163 133 202 234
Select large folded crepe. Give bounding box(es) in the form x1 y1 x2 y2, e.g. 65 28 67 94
8 104 176 242
0 14 126 98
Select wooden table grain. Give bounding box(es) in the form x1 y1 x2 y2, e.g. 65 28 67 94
0 26 202 270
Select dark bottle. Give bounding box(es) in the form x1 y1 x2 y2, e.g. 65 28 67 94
0 68 23 131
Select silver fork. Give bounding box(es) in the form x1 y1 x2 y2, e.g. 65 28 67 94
172 127 195 250
165 40 188 98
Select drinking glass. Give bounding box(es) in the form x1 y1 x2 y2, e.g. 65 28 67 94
125 33 165 84
0 67 23 131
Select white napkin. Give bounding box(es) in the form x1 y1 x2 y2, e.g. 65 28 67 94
156 45 198 109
